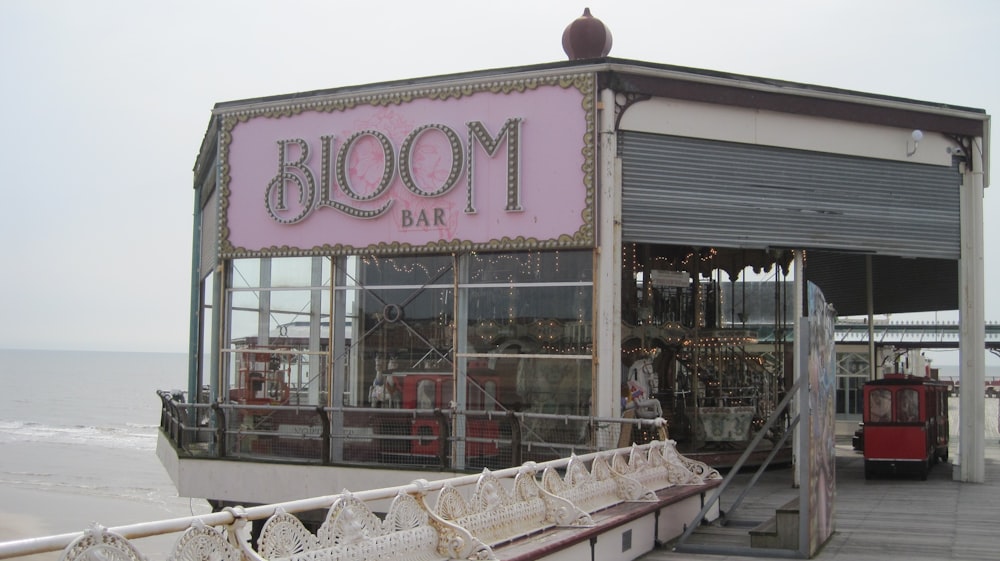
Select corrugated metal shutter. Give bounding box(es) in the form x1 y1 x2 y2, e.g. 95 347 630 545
620 131 961 259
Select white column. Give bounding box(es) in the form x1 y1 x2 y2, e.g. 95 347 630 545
956 137 986 482
595 88 622 419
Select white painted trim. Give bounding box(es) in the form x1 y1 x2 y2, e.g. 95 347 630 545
620 97 958 166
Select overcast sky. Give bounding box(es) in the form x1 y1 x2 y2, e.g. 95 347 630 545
0 1 996 356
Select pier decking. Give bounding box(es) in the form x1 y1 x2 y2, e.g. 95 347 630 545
648 436 1000 561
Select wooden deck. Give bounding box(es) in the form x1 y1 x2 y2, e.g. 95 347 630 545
644 437 1000 561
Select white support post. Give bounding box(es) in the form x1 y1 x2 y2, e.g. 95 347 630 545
595 88 621 419
956 137 986 482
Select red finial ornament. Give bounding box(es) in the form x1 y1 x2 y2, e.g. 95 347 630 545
562 8 613 60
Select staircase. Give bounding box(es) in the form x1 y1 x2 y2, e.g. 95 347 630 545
749 498 800 550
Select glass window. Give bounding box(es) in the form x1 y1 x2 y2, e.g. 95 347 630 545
468 250 592 284
483 381 498 412
217 251 595 419
230 258 261 290
898 388 920 423
465 285 591 355
223 257 331 406
339 255 455 407
461 250 593 416
270 256 321 287
835 352 868 419
200 269 215 401
836 375 866 416
869 388 892 423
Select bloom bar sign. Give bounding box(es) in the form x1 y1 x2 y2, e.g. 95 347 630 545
218 74 595 257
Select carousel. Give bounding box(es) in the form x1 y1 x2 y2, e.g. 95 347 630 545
620 243 796 464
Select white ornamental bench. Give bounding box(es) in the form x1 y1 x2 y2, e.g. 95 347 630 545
147 442 722 561
487 442 723 561
426 465 593 554
250 491 459 561
611 440 722 491
540 453 654 515
422 443 722 561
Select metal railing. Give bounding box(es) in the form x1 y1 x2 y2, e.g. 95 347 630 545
0 441 679 561
157 391 668 471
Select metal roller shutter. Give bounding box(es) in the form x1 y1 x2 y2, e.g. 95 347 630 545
620 131 961 259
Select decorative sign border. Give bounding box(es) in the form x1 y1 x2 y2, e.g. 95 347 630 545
216 73 596 258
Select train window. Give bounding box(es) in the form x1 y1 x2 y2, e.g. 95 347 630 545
897 388 919 423
869 389 892 423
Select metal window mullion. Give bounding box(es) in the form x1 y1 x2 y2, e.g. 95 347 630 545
259 257 272 346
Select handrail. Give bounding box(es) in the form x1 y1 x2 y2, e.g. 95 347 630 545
0 442 665 560
157 391 672 470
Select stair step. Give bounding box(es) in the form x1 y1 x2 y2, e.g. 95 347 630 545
749 518 776 537
749 498 800 550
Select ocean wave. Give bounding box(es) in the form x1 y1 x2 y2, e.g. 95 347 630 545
0 420 157 450
0 474 179 507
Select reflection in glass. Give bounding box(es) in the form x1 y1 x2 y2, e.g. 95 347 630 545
869 389 892 423
898 388 919 423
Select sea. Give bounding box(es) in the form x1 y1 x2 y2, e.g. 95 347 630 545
0 349 211 561
0 349 998 561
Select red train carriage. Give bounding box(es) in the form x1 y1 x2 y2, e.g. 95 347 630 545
862 374 949 480
399 370 502 458
229 350 291 405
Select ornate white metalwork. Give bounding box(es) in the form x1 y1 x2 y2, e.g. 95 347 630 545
542 454 652 516
325 494 383 546
258 507 320 559
256 491 451 561
610 440 722 491
612 442 688 488
432 466 592 551
656 440 723 481
35 443 728 561
59 523 146 561
168 521 242 561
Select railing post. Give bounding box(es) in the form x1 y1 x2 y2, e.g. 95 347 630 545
158 391 169 429
435 409 450 469
212 403 227 458
169 401 183 448
317 406 331 465
508 411 522 466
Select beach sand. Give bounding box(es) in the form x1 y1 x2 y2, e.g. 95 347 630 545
0 441 210 561
0 511 54 561
0 485 205 561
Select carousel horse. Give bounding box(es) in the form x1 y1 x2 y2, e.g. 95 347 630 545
625 356 663 419
369 369 400 408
